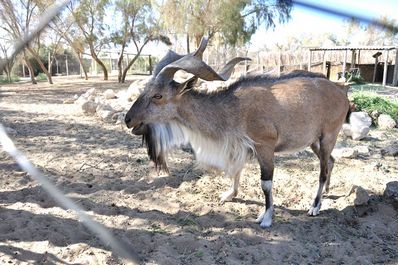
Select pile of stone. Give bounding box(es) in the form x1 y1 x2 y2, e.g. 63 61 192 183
342 111 396 141
64 78 150 124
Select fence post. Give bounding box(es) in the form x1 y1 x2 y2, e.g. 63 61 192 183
393 48 398 86
149 55 152 75
307 50 312 71
382 49 389 86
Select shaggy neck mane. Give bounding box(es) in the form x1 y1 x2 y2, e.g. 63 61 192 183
143 121 254 175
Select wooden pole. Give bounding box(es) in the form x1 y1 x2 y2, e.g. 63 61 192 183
65 55 69 76
307 50 312 71
382 49 389 86
322 50 327 75
277 51 281 77
392 48 398 86
342 49 347 80
373 57 378 83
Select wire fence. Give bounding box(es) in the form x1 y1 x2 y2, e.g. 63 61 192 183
0 0 397 263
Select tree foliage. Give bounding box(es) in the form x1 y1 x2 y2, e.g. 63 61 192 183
111 0 171 83
0 0 54 84
160 0 292 47
68 0 110 80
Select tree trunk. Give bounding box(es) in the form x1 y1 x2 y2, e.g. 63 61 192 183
23 53 37 84
89 43 108 80
120 54 140 83
27 47 53 84
78 52 88 80
186 34 190 53
117 43 126 83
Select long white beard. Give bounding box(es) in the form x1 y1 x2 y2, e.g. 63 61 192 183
144 122 255 176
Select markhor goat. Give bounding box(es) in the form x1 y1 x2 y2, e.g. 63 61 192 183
125 38 349 228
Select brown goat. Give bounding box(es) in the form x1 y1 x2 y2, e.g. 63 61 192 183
125 38 349 228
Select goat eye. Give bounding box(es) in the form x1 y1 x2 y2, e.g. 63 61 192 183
153 94 162 100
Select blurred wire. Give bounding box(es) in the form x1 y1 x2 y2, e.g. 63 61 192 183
292 0 398 33
0 0 70 73
0 124 140 264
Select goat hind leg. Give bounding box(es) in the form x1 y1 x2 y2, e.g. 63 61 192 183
220 170 241 204
308 136 336 216
255 146 275 228
310 141 335 194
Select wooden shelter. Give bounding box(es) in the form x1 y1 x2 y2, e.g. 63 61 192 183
308 46 398 86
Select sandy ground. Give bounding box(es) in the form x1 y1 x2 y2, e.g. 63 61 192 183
0 76 397 265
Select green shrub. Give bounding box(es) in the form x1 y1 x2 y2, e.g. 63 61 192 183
0 75 21 83
350 92 398 121
37 73 47 81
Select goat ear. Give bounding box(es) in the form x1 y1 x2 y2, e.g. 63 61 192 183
178 76 198 95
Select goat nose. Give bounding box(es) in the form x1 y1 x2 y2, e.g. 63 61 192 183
125 116 131 124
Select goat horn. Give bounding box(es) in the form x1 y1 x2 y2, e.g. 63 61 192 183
192 36 208 59
153 37 209 77
157 55 225 81
218 57 251 80
157 55 250 82
153 50 184 77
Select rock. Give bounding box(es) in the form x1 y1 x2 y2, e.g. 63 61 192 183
381 144 398 157
332 147 358 159
63 98 75 104
103 89 116 99
81 101 98 115
5 127 17 136
127 79 147 99
347 185 370 206
350 111 372 127
384 181 398 201
377 114 396 130
75 88 97 105
96 104 117 122
353 145 370 155
112 112 125 124
341 123 352 137
343 112 372 140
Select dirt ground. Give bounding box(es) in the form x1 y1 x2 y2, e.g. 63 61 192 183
0 76 397 265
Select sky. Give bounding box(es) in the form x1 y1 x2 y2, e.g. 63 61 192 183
249 0 398 51
143 0 398 56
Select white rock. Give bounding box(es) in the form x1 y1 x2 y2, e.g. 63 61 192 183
350 112 372 127
112 112 126 124
96 104 117 122
347 185 370 206
332 147 358 159
63 98 75 104
103 89 116 99
341 123 352 137
344 112 372 140
378 114 396 130
351 126 370 141
353 145 370 155
5 127 17 136
127 83 144 99
81 101 98 115
85 88 97 97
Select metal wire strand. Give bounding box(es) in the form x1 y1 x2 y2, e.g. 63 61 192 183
0 124 140 264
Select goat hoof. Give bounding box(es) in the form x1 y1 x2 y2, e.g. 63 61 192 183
257 207 273 228
219 189 237 204
308 205 320 216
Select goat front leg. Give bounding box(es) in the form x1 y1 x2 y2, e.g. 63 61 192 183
255 145 275 228
220 170 241 204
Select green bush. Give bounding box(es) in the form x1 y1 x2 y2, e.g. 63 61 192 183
37 73 47 81
350 92 398 121
0 75 21 83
